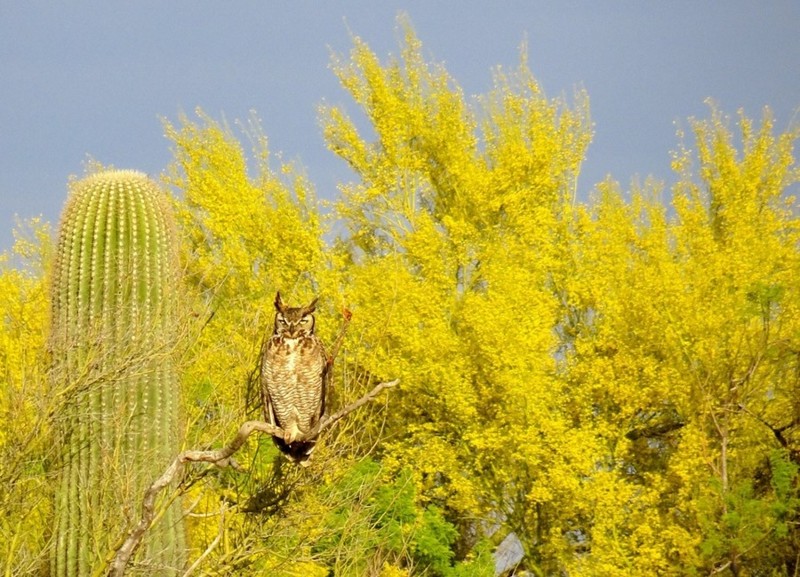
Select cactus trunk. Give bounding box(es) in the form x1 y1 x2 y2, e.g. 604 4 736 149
50 170 186 575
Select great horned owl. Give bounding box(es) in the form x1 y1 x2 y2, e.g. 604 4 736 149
260 292 328 464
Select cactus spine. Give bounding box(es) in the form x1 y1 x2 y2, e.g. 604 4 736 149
50 170 186 575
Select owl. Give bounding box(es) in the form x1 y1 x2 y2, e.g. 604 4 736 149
260 292 328 464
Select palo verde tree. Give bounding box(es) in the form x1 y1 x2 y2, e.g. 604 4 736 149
161 110 336 573
161 104 481 576
666 107 800 574
0 219 52 576
557 107 800 575
320 18 595 574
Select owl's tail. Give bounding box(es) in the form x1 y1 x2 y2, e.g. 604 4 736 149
272 436 317 466
276 411 316 464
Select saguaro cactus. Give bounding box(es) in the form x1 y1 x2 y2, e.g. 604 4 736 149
50 170 186 575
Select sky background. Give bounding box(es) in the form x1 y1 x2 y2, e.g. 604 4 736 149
1 2 798 253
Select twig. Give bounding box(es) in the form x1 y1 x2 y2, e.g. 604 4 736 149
308 379 399 439
182 503 226 577
327 307 352 366
107 378 399 576
738 402 800 456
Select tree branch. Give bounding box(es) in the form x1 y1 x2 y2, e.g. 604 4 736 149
737 403 800 464
326 307 352 365
107 378 399 576
308 378 399 439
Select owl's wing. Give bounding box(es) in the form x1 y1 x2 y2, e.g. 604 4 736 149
259 336 282 426
319 339 332 421
264 389 279 428
319 358 330 421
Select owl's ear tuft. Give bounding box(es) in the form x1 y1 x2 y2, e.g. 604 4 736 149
275 291 286 312
304 297 319 315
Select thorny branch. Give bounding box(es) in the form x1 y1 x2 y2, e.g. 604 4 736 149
107 378 399 576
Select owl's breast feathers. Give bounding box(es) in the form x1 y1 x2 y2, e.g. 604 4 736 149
262 334 328 444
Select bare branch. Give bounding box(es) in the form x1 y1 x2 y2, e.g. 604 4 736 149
309 379 400 439
106 420 278 576
327 307 352 365
182 503 226 577
738 402 800 463
107 378 398 576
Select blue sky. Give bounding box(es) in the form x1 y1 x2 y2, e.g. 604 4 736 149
1 2 798 252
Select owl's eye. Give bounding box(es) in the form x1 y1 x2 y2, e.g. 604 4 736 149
277 315 287 325
300 316 312 325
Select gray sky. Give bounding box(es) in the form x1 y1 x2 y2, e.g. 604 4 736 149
1 2 798 252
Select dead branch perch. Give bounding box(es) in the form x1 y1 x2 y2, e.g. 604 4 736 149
107 378 399 576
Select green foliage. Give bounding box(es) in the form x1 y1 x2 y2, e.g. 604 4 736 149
49 170 186 575
313 459 474 576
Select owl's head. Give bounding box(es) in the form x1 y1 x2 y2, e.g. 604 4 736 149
273 292 318 338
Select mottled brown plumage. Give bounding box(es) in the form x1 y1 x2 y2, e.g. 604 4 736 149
260 292 328 464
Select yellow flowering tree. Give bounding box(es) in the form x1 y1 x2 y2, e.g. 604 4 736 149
559 108 800 574
0 219 52 575
321 20 595 573
161 109 331 571
668 108 800 573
